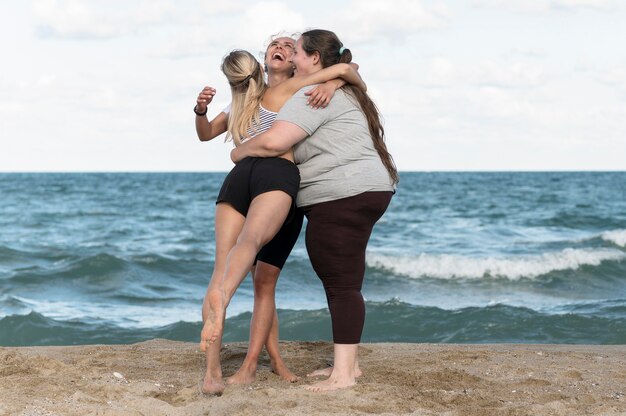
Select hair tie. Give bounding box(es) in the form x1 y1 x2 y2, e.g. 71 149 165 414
339 46 346 55
229 64 260 87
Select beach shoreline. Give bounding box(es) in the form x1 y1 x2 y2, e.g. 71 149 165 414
1 340 624 415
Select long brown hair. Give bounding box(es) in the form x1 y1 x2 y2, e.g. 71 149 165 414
300 29 399 184
221 50 267 145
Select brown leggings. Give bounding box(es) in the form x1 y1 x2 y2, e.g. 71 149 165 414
301 191 393 344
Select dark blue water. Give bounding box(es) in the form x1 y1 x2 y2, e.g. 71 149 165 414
1 172 625 346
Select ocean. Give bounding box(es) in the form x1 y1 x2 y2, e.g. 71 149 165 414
1 172 625 346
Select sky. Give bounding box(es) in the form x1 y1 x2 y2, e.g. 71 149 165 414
1 0 625 172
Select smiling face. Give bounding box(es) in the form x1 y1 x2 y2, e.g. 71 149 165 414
291 37 319 76
264 37 295 74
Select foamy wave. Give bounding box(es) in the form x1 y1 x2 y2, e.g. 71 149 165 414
601 230 626 248
367 248 626 280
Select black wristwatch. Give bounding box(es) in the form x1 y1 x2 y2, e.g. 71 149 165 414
194 105 208 116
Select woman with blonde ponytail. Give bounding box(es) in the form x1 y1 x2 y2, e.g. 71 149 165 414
221 51 267 145
231 29 397 392
194 39 367 395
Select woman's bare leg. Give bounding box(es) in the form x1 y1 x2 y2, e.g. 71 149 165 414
306 344 359 392
200 191 292 347
200 203 245 395
228 261 298 384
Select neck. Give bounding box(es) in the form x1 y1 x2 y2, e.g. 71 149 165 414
267 70 292 88
305 65 323 76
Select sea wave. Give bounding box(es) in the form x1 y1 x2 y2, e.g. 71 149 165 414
366 248 626 280
2 300 624 346
6 251 198 285
601 229 626 248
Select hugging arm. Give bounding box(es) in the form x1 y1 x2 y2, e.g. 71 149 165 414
274 63 366 109
306 63 364 107
231 121 308 162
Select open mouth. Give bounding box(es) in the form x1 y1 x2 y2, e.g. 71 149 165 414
272 52 285 62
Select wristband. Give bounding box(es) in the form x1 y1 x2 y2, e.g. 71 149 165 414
194 105 208 116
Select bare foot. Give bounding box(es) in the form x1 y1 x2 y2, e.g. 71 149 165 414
201 371 225 395
271 359 300 383
307 365 362 378
305 375 356 392
200 290 226 350
227 366 256 385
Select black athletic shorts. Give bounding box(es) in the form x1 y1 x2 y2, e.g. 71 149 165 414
216 156 300 217
256 207 303 269
216 156 302 269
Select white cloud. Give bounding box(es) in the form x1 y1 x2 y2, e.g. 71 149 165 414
473 0 622 13
228 2 305 48
330 0 450 44
33 0 128 39
414 56 548 90
469 60 548 89
144 1 305 59
598 66 626 93
31 0 248 40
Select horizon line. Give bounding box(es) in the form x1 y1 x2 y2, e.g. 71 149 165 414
1 170 626 174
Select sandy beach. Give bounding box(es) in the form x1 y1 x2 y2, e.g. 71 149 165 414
0 340 624 415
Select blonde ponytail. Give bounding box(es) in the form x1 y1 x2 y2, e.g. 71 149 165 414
221 50 267 146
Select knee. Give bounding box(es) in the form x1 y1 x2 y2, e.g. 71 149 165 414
253 270 279 295
237 233 266 253
325 286 363 305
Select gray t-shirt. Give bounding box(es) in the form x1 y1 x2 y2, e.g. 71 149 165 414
276 87 395 207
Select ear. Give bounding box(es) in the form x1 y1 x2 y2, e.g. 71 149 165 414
312 51 321 66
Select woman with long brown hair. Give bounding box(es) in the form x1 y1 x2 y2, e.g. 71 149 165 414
229 29 398 392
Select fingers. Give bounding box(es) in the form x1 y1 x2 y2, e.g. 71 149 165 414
308 94 329 109
197 86 216 107
305 88 329 109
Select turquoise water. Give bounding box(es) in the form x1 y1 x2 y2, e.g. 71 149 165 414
1 172 625 346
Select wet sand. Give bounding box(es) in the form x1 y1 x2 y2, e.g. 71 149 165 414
0 339 624 415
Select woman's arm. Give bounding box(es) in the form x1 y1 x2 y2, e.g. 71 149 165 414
195 86 228 141
278 63 366 99
196 112 228 142
230 121 308 162
305 63 362 108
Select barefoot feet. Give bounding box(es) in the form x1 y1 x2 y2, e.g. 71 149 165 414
201 370 225 395
226 365 256 385
305 362 361 392
305 374 356 392
271 358 300 383
307 364 362 378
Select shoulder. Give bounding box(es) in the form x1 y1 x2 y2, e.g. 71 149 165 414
293 86 316 97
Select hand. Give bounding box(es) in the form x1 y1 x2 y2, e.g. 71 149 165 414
196 86 216 113
304 83 335 109
230 147 240 163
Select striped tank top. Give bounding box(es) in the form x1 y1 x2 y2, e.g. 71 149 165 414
222 103 278 142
